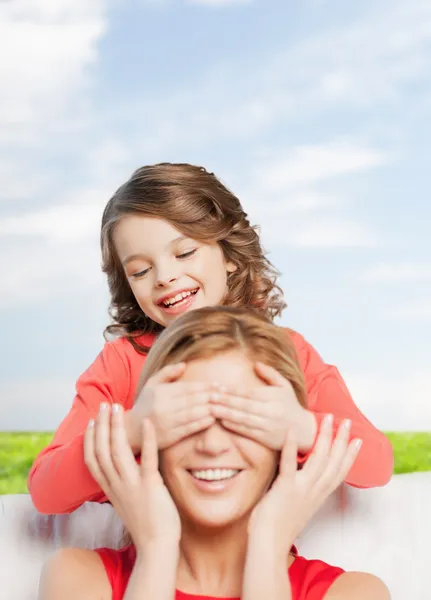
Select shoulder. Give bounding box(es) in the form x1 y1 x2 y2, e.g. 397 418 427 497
104 333 155 364
279 327 313 368
291 556 390 600
39 548 111 600
324 572 391 599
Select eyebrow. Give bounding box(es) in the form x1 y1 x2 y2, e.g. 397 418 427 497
121 235 191 266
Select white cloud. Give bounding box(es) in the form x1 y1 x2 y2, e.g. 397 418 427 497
344 371 431 431
253 141 386 192
122 0 431 155
0 1 106 144
285 218 377 249
359 263 431 283
229 140 384 249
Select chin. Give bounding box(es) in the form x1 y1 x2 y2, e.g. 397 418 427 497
180 501 251 531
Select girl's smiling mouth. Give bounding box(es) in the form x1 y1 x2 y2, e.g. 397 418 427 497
157 288 200 314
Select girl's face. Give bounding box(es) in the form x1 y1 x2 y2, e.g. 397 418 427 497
159 351 279 530
113 215 236 328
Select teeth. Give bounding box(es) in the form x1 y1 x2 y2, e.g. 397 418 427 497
162 289 196 306
191 469 240 481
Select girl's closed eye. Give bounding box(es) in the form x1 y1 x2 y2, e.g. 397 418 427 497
177 249 197 260
131 267 151 279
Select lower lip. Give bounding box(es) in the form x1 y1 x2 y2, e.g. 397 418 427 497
188 471 242 493
158 289 200 315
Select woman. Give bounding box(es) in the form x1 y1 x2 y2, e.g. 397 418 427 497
39 307 390 600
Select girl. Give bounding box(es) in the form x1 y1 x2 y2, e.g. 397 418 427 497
28 163 393 515
38 307 390 600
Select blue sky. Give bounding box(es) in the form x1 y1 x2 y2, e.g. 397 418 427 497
0 0 430 431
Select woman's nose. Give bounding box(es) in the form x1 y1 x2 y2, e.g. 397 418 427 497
194 422 231 456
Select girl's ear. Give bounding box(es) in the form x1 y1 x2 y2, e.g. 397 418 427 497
227 262 237 273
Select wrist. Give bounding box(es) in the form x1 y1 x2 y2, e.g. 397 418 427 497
135 538 180 561
296 409 317 454
247 528 294 559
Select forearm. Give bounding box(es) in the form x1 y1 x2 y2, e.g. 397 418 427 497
243 540 291 600
124 544 178 600
28 433 106 514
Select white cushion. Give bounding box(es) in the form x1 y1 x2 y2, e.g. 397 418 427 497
1 472 429 599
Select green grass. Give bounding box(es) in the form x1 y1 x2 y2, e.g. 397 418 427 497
0 432 430 495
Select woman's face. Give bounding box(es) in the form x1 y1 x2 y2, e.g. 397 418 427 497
113 215 236 328
159 351 279 530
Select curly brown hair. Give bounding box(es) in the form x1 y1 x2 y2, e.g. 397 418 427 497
101 162 286 353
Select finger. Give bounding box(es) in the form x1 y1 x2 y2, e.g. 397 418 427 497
83 418 111 493
140 418 159 477
301 414 334 482
94 403 120 486
254 361 287 387
174 401 213 426
152 362 186 384
220 420 266 444
210 404 267 430
168 416 216 446
327 419 352 468
172 381 218 397
110 404 139 479
339 438 363 480
171 390 213 410
210 383 250 396
278 430 298 479
209 392 267 414
324 424 361 487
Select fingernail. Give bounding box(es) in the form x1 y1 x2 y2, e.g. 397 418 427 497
99 403 107 412
343 419 352 431
88 419 95 428
112 404 120 414
354 439 362 451
324 413 333 426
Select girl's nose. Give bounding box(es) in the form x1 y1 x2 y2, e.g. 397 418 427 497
154 262 178 287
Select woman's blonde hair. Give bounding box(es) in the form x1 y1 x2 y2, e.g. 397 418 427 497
119 306 306 548
135 306 306 408
101 163 286 353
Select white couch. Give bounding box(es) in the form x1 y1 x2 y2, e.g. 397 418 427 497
1 472 429 600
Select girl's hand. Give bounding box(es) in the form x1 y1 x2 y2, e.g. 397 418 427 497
84 403 181 550
129 362 216 451
248 415 362 551
209 361 316 453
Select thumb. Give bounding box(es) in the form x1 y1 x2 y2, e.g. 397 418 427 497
152 362 186 384
254 361 286 387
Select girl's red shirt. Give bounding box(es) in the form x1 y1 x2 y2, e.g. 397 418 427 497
28 329 393 514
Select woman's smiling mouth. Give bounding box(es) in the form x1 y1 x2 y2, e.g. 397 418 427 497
187 468 244 492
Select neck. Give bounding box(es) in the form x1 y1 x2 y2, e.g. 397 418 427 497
177 517 250 598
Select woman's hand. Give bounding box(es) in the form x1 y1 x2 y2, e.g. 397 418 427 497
84 403 181 551
208 361 316 453
247 414 362 552
127 363 216 452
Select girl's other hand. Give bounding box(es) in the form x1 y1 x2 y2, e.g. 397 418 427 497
84 403 181 551
128 362 216 451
